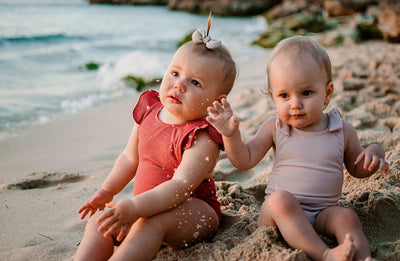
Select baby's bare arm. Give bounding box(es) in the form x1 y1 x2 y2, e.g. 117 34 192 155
207 98 275 170
96 130 220 240
101 123 139 195
343 121 388 178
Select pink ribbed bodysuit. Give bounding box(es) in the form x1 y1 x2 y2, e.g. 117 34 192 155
265 109 345 224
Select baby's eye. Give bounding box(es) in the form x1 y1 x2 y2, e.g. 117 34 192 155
172 72 179 77
303 90 312 96
191 80 201 88
279 93 289 99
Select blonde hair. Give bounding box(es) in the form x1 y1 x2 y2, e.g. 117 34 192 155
179 41 237 95
266 36 332 93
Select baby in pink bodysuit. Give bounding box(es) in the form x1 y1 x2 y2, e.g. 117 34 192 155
207 36 389 261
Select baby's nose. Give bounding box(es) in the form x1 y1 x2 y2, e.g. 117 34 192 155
291 97 303 109
174 80 186 92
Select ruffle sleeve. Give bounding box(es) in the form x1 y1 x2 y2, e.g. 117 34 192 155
182 121 224 151
275 116 290 136
133 90 160 124
328 108 343 132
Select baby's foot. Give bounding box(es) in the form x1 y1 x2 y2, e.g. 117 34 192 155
322 233 355 261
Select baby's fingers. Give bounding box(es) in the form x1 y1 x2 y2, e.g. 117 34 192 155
98 215 117 233
88 208 98 218
354 150 365 165
116 225 130 242
231 115 239 127
367 156 380 171
209 100 223 111
220 98 232 110
207 102 221 117
97 209 114 224
77 201 91 214
362 153 372 170
379 159 389 173
79 209 90 220
101 222 121 239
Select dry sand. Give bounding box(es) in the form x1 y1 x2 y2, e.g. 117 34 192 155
0 40 399 261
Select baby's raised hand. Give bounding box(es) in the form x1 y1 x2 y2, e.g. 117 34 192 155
97 199 139 241
207 98 239 137
354 144 389 173
78 189 113 219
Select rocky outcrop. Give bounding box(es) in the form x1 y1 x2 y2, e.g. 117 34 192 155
89 0 167 5
87 0 400 44
167 0 282 16
253 0 400 48
89 0 282 16
323 0 400 43
371 1 400 42
324 0 378 16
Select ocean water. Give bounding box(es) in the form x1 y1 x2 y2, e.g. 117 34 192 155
0 0 267 139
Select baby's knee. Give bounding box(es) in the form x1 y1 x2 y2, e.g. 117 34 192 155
266 190 299 216
336 208 362 229
135 216 166 233
84 211 103 230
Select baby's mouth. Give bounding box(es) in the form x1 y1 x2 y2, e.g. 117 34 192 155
167 95 181 104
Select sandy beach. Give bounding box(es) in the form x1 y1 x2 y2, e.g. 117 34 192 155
1 40 399 261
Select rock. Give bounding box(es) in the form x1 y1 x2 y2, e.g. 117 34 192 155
255 7 336 48
374 1 400 42
82 61 100 71
122 75 162 91
346 107 378 129
356 15 383 41
89 0 112 3
280 11 330 33
167 0 282 16
318 31 347 47
89 0 167 5
324 0 378 16
252 25 294 48
343 78 365 91
263 0 314 21
324 0 356 17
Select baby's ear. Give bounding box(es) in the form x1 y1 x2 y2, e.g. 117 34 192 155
269 89 274 102
325 81 334 104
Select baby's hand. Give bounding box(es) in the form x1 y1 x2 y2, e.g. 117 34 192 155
354 144 389 173
206 98 239 137
78 189 113 219
97 199 139 242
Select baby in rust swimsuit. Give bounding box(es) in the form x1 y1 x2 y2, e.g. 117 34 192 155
74 16 236 261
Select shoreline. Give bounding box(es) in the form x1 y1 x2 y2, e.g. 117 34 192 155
0 94 137 183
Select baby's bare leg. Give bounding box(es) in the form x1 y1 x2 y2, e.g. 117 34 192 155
259 190 355 261
315 206 371 260
110 197 219 261
74 211 115 261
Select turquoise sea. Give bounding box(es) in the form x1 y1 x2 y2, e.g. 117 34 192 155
0 0 267 139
